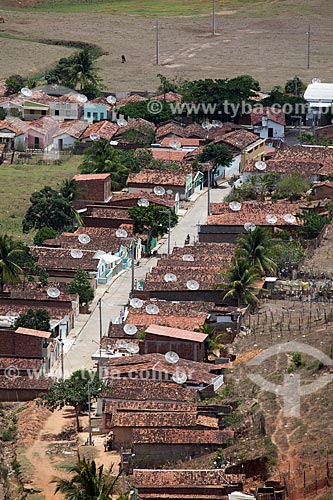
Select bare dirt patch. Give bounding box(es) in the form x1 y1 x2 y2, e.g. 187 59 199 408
0 5 332 91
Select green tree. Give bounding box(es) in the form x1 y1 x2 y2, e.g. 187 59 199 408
299 132 333 146
14 308 51 332
297 209 329 239
23 186 81 233
0 108 6 120
120 126 155 147
0 235 24 292
275 172 310 201
222 259 259 307
157 73 181 94
128 205 178 252
284 76 306 96
269 240 305 270
71 49 100 91
37 266 49 286
237 227 277 275
80 140 121 174
33 227 59 246
118 99 174 124
198 143 233 184
5 74 25 94
68 268 94 306
59 178 79 202
53 457 120 500
38 370 101 431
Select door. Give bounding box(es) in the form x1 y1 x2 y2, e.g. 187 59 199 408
58 138 63 151
34 136 40 149
268 127 274 138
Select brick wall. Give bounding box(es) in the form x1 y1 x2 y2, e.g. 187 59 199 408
314 185 333 201
0 330 43 357
133 443 223 467
142 334 205 362
76 177 111 203
0 387 49 402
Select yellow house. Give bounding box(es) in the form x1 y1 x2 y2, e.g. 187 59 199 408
216 129 266 171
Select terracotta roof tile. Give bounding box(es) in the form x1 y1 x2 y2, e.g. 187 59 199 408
114 118 155 138
156 123 185 140
0 375 53 390
43 227 124 254
151 148 188 162
15 327 51 339
145 324 207 343
133 469 244 488
111 410 197 427
250 107 286 126
104 400 196 412
132 428 234 444
80 120 119 140
53 120 88 139
100 379 197 402
73 173 110 181
0 357 43 371
31 246 100 272
154 92 183 103
127 168 188 187
160 137 200 147
215 129 262 149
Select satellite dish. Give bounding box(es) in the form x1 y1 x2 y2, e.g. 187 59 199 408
166 189 173 195
106 95 117 105
70 249 83 259
78 234 91 244
284 214 297 224
123 324 138 336
266 214 277 225
186 280 200 291
116 339 128 349
116 228 128 238
170 139 182 150
182 254 194 262
165 351 179 364
137 198 149 207
312 78 321 84
255 161 267 171
6 311 20 319
164 273 177 282
130 298 143 309
172 370 187 384
154 186 166 196
47 287 60 298
202 121 213 130
212 120 223 128
89 133 100 141
126 343 140 354
21 87 32 97
229 201 242 212
244 222 256 232
145 304 159 315
77 94 88 103
117 118 128 127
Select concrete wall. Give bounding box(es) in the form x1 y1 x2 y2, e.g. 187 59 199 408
52 133 76 150
50 102 79 121
253 121 285 140
133 443 222 467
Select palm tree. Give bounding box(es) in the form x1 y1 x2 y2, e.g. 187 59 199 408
53 457 120 500
59 178 79 202
222 259 259 307
198 324 226 358
237 227 277 275
71 50 99 91
0 235 24 293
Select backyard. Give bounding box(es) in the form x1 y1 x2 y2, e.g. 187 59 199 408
0 156 80 242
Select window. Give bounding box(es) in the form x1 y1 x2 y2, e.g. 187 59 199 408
87 111 91 118
41 110 47 116
55 109 60 116
34 136 40 148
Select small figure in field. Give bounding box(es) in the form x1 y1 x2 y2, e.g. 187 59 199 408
0 17 5 23
121 55 126 63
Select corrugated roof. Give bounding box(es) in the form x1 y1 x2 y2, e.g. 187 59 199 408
304 82 333 101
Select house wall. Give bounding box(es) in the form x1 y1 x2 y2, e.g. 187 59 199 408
112 426 133 448
23 107 50 121
81 216 132 228
52 133 77 150
142 334 205 362
314 185 333 200
242 140 265 169
138 289 224 304
253 121 285 140
0 387 50 402
0 330 43 357
224 155 241 178
49 102 79 121
84 104 107 123
76 177 111 202
133 443 222 467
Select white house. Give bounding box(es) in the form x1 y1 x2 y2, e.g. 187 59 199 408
304 80 333 126
51 120 88 150
249 107 285 140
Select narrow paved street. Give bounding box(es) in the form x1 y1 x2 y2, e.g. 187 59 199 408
57 183 231 376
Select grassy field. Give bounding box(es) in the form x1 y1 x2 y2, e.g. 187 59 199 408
0 156 81 242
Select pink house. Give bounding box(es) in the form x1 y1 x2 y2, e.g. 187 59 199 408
26 116 59 149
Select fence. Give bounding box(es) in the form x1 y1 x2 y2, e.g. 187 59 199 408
284 460 333 499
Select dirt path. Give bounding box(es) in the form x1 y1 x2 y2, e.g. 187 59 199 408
25 409 71 500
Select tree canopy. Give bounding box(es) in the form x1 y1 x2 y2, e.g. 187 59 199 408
198 143 233 168
128 205 178 251
118 99 174 124
23 186 81 233
0 235 24 292
222 259 259 307
237 227 277 275
38 370 102 430
275 172 310 201
14 308 51 332
68 268 94 306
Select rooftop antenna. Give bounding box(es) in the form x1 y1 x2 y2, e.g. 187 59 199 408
78 234 91 244
20 87 32 97
106 95 117 105
172 370 187 384
89 133 100 141
154 186 166 196
130 298 143 309
186 280 200 291
137 198 150 207
145 304 159 315
116 228 128 238
123 324 138 336
164 273 177 282
70 249 83 259
47 287 60 298
165 351 179 364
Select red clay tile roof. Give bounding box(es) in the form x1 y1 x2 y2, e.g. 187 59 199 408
31 246 100 272
115 94 147 108
0 375 53 390
73 173 111 181
133 469 244 488
270 145 333 175
184 123 207 140
114 118 156 137
161 137 200 147
104 400 196 412
111 410 197 427
5 281 75 303
101 379 197 402
127 169 188 187
0 117 29 135
80 121 119 140
244 158 321 176
156 123 186 140
314 181 333 189
107 191 175 209
196 415 219 428
27 116 59 133
145 324 207 343
15 327 52 339
132 428 234 444
43 228 124 254
53 120 88 139
151 148 188 162
250 107 286 126
0 303 72 321
154 92 183 103
215 129 262 149
0 357 43 371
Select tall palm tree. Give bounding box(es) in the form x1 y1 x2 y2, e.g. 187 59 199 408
53 457 120 500
237 227 277 275
59 178 79 202
71 50 98 91
0 235 24 293
222 259 259 307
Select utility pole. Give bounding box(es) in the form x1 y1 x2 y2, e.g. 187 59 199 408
307 24 311 69
87 381 92 446
167 210 171 255
98 299 102 374
131 240 135 296
156 20 159 65
61 341 64 381
212 0 216 35
207 167 211 216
